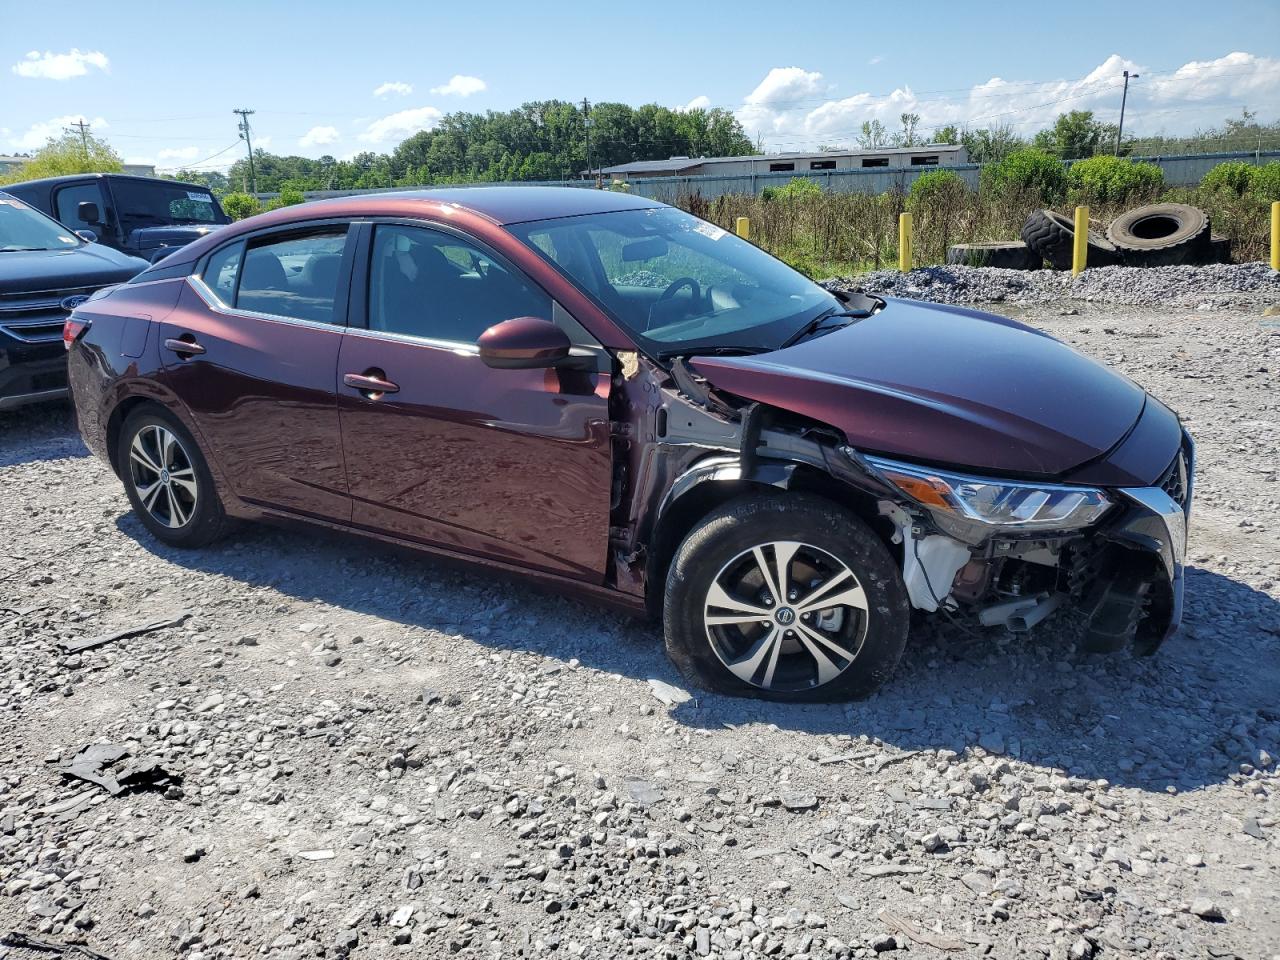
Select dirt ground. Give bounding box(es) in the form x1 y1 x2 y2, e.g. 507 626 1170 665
1 300 1277 960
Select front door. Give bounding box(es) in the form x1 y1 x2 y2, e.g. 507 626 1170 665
158 223 354 520
337 222 613 582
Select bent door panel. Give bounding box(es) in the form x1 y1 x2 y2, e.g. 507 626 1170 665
337 222 612 581
157 227 352 520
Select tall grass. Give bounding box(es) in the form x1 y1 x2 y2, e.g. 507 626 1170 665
674 184 1272 278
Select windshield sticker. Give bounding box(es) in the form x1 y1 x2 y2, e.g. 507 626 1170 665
187 192 214 202
693 222 727 241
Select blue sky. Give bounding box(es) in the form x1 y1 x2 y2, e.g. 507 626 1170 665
2 0 1277 170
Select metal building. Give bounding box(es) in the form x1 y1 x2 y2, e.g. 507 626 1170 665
599 145 969 180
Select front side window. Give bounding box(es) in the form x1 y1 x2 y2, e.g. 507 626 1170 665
235 229 348 324
509 206 839 356
54 183 105 229
202 240 244 304
368 224 551 344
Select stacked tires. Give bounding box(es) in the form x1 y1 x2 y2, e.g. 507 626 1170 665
1014 203 1215 269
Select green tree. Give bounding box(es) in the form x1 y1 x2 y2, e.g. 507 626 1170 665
1032 111 1116 160
0 130 123 183
980 148 1067 203
857 120 888 149
893 113 922 147
1067 155 1163 204
221 193 261 221
1200 160 1258 197
960 124 1026 164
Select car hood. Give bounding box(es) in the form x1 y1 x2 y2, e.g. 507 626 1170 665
690 297 1152 480
0 243 149 294
127 224 223 250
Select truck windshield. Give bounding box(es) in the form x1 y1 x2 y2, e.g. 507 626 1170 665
110 180 230 231
507 206 840 356
0 194 82 252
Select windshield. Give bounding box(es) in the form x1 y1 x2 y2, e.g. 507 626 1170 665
507 206 840 355
0 194 82 252
110 180 230 231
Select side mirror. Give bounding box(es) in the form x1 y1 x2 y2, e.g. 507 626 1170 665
74 229 98 244
77 201 101 224
478 317 571 369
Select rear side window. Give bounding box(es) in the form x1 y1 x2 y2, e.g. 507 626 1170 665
235 229 348 324
203 240 244 303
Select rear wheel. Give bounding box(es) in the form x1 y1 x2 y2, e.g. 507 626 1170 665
118 407 227 548
663 494 909 702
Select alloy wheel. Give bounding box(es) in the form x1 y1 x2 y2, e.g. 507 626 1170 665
703 540 870 693
127 424 198 529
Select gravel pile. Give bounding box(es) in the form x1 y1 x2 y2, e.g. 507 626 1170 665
826 262 1280 309
0 300 1277 959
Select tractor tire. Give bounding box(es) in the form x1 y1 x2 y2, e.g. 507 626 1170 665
945 241 1043 270
1106 202 1210 266
1021 209 1119 271
1207 234 1232 264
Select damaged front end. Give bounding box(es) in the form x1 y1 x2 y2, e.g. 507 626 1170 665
853 438 1193 654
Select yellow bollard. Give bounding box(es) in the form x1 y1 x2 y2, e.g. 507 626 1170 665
1272 201 1279 272
898 212 912 272
735 216 750 241
1072 205 1089 276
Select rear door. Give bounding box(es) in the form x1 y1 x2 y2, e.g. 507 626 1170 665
158 222 355 520
336 221 614 582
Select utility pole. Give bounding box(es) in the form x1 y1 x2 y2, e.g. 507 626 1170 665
1114 70 1138 156
65 119 91 157
583 99 596 184
234 108 257 195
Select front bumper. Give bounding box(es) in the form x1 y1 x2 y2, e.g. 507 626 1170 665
0 334 67 411
1080 434 1193 653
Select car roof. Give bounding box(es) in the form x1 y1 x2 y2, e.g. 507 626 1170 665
299 186 664 226
2 173 214 191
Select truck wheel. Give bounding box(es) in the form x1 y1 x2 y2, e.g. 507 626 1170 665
118 406 228 548
662 494 910 702
1105 203 1210 266
946 241 1043 269
1021 209 1119 270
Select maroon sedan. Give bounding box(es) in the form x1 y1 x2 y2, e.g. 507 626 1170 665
65 188 1192 701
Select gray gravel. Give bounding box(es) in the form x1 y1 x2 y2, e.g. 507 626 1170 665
826 262 1280 310
1 298 1278 959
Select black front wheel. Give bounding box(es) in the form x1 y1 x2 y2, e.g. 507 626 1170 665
118 406 227 548
663 494 910 702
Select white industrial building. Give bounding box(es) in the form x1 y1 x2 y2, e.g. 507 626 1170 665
599 144 969 180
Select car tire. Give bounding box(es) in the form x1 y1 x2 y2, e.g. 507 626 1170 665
118 406 227 548
945 241 1043 270
662 493 910 702
1021 209 1119 270
1105 202 1210 266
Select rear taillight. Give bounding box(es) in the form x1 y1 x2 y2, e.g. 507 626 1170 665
63 316 91 351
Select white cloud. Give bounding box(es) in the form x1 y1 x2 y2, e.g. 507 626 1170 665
11 48 109 80
300 125 340 148
373 81 413 98
868 55 884 66
430 74 486 97
8 115 108 151
675 95 711 113
359 106 442 143
157 146 200 162
735 52 1280 149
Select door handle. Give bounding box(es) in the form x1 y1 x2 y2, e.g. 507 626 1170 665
164 336 206 357
343 371 400 397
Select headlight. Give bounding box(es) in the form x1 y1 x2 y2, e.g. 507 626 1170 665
862 454 1112 531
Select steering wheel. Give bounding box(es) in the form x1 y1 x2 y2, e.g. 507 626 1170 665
647 277 701 330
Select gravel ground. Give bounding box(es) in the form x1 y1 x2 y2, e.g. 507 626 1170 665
1 291 1278 960
827 262 1280 310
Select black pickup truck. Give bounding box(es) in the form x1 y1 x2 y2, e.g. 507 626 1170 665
0 192 148 411
3 173 230 263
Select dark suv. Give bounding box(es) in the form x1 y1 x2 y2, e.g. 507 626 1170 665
66 188 1192 701
3 174 230 263
0 192 147 411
